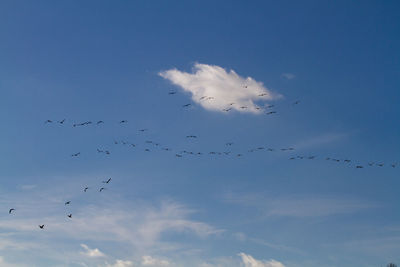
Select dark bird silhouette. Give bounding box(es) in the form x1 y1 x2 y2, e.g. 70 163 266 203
139 129 148 132
145 148 150 152
58 119 65 124
99 187 105 192
293 100 300 105
39 225 44 229
84 187 89 192
120 120 128 124
9 208 15 214
356 165 364 169
186 135 197 138
97 149 103 153
65 201 71 205
168 91 177 95
266 111 277 115
175 154 182 157
67 214 72 218
71 152 80 157
103 178 112 184
223 108 232 112
182 103 192 107
45 120 52 123
258 93 268 97
97 120 104 124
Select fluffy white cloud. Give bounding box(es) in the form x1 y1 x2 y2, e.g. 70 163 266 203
159 63 281 114
80 244 105 258
141 255 170 266
238 253 285 267
105 259 134 267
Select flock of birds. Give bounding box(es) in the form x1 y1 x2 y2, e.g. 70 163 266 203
8 178 113 229
168 86 300 114
43 117 399 170
8 89 398 229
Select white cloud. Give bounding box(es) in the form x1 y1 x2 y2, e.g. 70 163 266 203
141 255 170 266
238 253 285 267
281 73 295 80
105 259 134 267
159 63 281 114
80 244 105 258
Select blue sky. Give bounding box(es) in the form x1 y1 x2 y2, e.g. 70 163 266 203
0 1 399 266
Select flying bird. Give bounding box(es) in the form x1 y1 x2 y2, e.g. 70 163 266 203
168 91 177 95
58 119 65 124
97 120 104 124
45 120 52 123
65 201 71 205
99 187 105 192
293 100 300 105
120 120 128 124
103 178 112 184
182 103 192 107
356 165 364 169
67 214 72 218
9 208 15 214
71 152 80 157
39 225 44 229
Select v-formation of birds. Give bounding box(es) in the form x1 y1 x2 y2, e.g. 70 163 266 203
13 91 398 229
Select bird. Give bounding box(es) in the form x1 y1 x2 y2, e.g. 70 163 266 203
145 148 150 152
258 93 268 97
65 201 71 205
58 119 65 124
120 120 128 124
266 111 277 115
97 149 103 153
168 91 177 95
293 100 300 105
186 135 197 138
39 225 44 229
97 120 104 124
84 187 89 192
226 142 234 146
99 187 105 192
71 152 80 157
9 208 15 214
139 129 148 132
356 165 364 169
67 214 72 218
223 108 232 112
45 120 52 123
175 154 182 157
102 178 112 184
183 103 192 107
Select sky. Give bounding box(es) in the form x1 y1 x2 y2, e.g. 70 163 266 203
0 1 399 266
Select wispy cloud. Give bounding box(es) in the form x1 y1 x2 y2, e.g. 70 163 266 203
292 132 349 150
141 255 170 266
159 63 281 114
104 259 134 267
223 192 377 218
80 244 105 258
281 73 295 80
238 253 286 267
